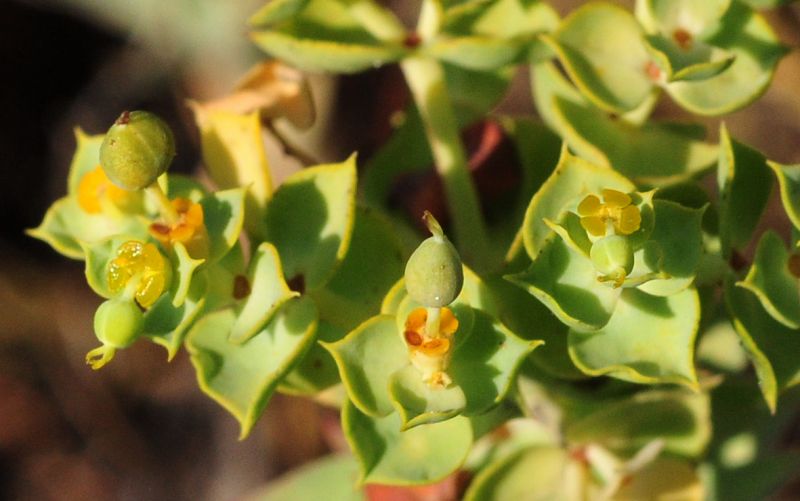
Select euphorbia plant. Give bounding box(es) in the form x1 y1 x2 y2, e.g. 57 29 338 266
29 0 800 498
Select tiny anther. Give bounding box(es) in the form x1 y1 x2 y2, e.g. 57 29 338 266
117 110 131 125
787 254 800 278
233 275 251 300
645 61 661 81
149 222 171 235
288 274 306 294
404 32 421 48
405 330 423 346
673 28 693 50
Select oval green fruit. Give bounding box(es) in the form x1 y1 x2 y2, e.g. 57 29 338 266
405 213 463 307
93 298 145 349
100 110 176 190
590 234 634 282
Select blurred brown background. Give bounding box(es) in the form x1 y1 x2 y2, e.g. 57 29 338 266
1 0 799 499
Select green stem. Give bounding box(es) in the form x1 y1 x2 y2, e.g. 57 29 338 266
426 306 441 338
146 183 179 224
401 56 491 270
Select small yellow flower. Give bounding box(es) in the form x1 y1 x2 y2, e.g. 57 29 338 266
148 198 209 258
578 189 642 237
107 240 171 308
77 165 141 214
403 307 459 388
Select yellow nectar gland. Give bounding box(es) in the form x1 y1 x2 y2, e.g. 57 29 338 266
403 307 459 388
577 189 642 237
107 240 169 308
77 165 140 214
148 197 209 258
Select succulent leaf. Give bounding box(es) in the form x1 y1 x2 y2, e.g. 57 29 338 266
264 155 357 291
186 296 318 438
342 399 473 485
567 287 701 388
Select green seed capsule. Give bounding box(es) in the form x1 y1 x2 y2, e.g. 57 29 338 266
590 234 634 287
100 110 176 190
405 212 463 307
93 298 144 349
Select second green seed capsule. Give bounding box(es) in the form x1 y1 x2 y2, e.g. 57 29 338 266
405 212 464 308
100 110 176 190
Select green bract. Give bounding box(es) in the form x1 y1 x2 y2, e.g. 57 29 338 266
100 110 176 190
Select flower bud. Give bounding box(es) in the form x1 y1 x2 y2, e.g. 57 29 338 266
590 234 634 287
93 298 144 349
405 212 463 307
100 110 175 190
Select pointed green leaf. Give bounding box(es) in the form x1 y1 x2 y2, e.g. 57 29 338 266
249 33 403 73
324 315 408 417
280 321 345 395
202 188 246 264
717 125 773 256
250 3 405 75
205 242 247 311
543 3 655 113
489 274 582 380
664 2 786 115
638 0 731 38
265 155 357 290
725 277 800 412
565 389 711 457
28 197 149 260
449 309 541 414
67 128 105 194
381 279 408 315
442 0 559 40
249 0 311 27
312 207 405 331
164 174 207 201
464 446 569 501
738 231 800 329
144 272 208 361
243 453 364 501
342 399 473 485
171 242 204 308
522 146 634 257
531 62 718 185
186 296 318 438
671 54 736 82
568 287 701 388
389 365 467 429
634 200 704 297
767 161 800 231
230 242 298 344
425 36 519 70
509 233 622 331
196 111 272 237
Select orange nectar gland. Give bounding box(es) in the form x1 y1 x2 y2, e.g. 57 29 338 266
403 307 459 388
77 166 141 214
148 198 209 259
577 189 642 238
107 241 170 308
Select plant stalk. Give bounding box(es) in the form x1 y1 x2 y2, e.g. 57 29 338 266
401 56 491 270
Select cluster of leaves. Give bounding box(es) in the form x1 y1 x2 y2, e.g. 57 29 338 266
30 0 800 498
